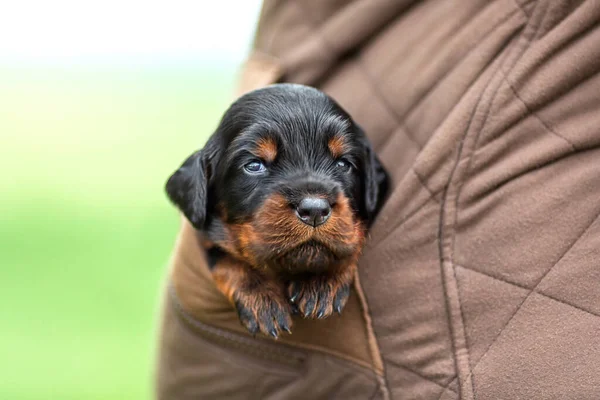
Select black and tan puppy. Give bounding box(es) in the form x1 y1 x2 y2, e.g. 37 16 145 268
166 84 388 338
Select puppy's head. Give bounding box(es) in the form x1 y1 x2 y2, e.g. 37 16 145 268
167 84 388 274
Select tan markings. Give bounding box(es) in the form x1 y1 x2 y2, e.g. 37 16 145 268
212 257 281 306
255 137 278 163
211 256 292 336
212 258 242 304
328 135 349 158
219 193 366 271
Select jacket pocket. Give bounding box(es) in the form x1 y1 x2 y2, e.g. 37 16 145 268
158 280 383 400
156 287 306 400
170 283 305 374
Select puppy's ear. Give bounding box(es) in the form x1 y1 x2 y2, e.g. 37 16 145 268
165 150 209 229
357 126 389 225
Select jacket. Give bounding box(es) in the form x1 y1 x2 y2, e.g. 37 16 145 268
156 1 600 398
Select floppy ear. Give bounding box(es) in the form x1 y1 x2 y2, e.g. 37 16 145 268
358 127 389 225
165 150 208 230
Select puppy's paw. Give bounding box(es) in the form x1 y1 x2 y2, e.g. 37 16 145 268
287 277 351 319
234 287 292 339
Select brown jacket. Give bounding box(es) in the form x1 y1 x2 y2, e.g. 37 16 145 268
156 1 600 399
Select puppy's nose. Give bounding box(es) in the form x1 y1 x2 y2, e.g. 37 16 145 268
295 197 332 227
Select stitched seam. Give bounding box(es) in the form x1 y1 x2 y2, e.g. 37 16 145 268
442 3 548 396
476 2 600 156
353 270 386 376
439 21 536 400
441 73 508 399
454 263 600 318
385 359 457 394
471 141 600 200
454 262 533 291
374 6 526 152
469 6 600 188
368 381 382 400
534 291 600 318
473 67 600 167
354 58 422 148
413 168 440 204
354 272 392 400
512 0 538 18
375 21 532 244
438 60 512 400
371 189 440 244
452 264 472 374
436 378 459 400
460 0 550 185
436 387 447 400
399 5 522 122
500 71 578 150
457 209 600 382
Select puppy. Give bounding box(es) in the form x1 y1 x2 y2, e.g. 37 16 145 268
166 84 388 338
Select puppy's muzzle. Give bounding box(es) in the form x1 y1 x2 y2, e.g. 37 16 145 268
295 197 332 227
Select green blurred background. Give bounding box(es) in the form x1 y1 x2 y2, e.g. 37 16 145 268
0 1 261 399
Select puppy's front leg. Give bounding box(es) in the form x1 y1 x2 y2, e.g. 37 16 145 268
211 256 292 338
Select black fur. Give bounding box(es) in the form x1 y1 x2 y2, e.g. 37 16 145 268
166 83 388 233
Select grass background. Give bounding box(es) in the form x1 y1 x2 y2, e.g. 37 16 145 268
0 65 237 399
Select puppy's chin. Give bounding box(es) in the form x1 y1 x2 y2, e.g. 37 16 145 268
270 240 347 275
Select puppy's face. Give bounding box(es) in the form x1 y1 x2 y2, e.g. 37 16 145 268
167 84 388 275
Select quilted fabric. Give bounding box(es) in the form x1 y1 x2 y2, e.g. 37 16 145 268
254 0 600 398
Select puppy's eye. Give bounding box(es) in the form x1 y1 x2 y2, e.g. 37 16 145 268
336 159 352 172
244 160 266 174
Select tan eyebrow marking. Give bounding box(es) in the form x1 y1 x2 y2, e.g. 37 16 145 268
255 137 278 162
328 135 349 158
